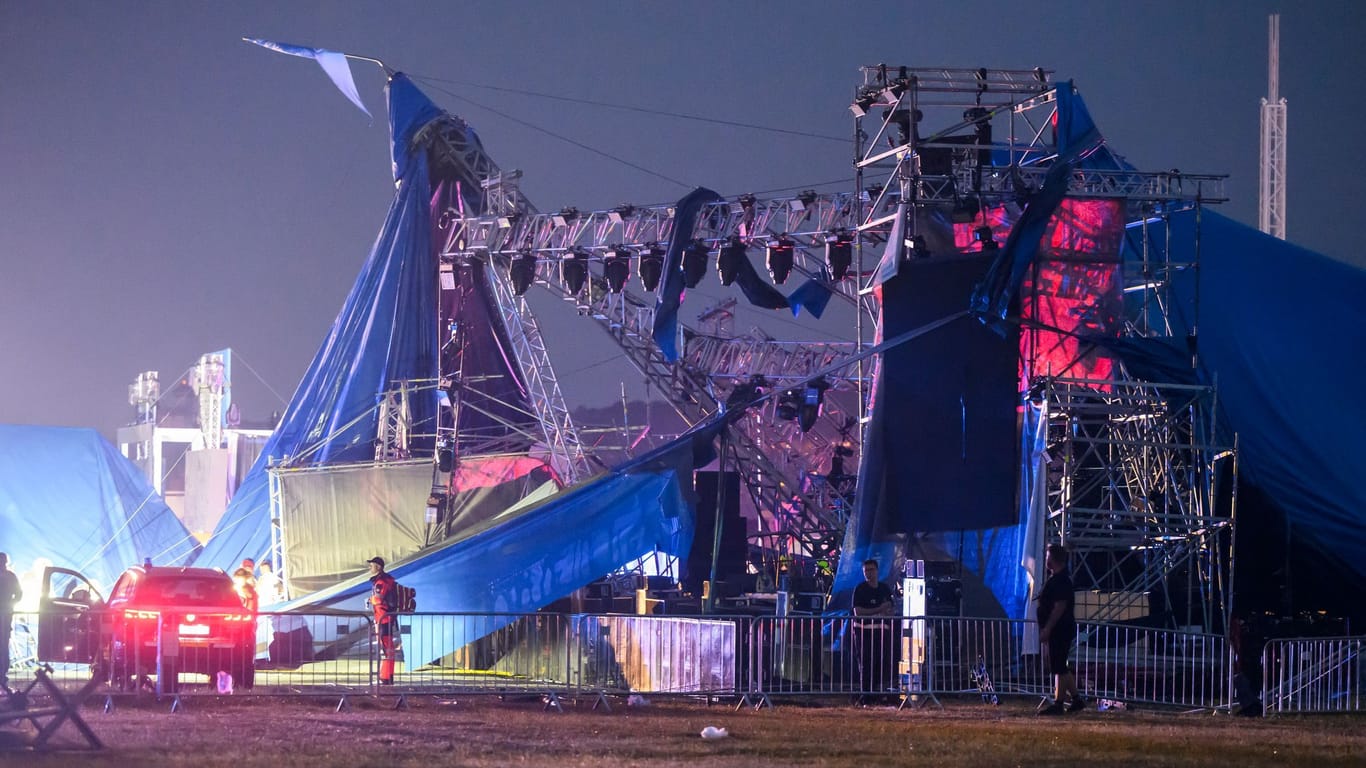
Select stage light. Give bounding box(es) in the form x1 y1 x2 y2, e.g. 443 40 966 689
798 377 829 433
766 236 795 285
849 87 878 118
681 240 709 288
726 374 768 410
789 190 818 213
604 246 631 294
607 204 636 225
508 249 537 296
776 389 802 422
1033 66 1048 90
560 247 588 295
825 232 853 280
904 235 930 259
551 207 579 228
435 438 454 474
974 226 998 251
717 237 747 286
496 212 521 229
638 244 665 292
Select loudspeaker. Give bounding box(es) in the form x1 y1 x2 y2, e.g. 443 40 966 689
684 471 747 594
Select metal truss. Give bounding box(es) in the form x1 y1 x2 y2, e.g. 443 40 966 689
419 115 594 484
484 258 593 483
1038 376 1234 628
474 253 852 559
685 334 859 385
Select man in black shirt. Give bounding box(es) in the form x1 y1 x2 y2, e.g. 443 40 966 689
852 558 895 703
1036 543 1083 714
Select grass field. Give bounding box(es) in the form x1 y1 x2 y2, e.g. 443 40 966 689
4 694 1364 767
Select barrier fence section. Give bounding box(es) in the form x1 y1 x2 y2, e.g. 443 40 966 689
743 616 1229 710
7 609 1230 711
1074 621 1228 711
1261 636 1364 717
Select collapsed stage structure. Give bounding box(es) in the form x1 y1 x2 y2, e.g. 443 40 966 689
194 58 1366 657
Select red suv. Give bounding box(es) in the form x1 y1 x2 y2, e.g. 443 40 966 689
37 564 256 691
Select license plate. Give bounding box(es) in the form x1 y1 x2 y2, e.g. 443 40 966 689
179 624 210 636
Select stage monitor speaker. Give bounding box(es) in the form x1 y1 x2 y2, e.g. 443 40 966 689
684 471 747 594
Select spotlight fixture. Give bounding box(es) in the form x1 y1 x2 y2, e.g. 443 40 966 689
607 204 636 225
974 226 998 252
508 249 537 296
766 236 795 285
789 190 818 213
551 207 579 228
1033 66 1048 90
435 437 454 474
798 377 830 433
681 240 710 288
849 89 877 118
904 235 930 260
496 212 521 229
776 389 802 422
604 246 632 294
726 374 768 410
716 237 747 286
825 232 853 281
560 247 589 295
638 243 665 292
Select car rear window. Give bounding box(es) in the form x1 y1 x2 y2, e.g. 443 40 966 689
139 575 239 608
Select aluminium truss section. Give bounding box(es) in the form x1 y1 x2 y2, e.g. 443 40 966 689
451 243 850 559
1039 376 1234 628
852 70 1227 230
484 257 593 483
420 115 594 484
449 191 881 312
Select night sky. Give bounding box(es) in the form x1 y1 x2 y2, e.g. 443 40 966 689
3 1 1362 438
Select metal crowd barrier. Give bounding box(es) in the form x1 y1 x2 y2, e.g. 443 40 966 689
5 608 1236 711
1261 636 1364 716
1075 621 1228 710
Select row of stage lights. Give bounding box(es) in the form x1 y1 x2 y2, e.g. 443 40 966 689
506 234 857 297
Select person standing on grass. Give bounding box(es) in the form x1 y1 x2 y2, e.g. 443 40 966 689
366 556 399 685
852 558 896 704
1 552 22 692
1036 543 1085 714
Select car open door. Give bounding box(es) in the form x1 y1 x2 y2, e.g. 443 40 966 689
36 566 105 664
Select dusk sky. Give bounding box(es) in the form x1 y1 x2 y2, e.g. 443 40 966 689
3 1 1362 439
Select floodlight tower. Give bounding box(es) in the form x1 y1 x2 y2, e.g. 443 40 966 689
1259 14 1287 240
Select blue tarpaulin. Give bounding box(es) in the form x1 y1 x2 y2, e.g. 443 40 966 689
198 74 444 572
1118 210 1366 609
0 425 198 591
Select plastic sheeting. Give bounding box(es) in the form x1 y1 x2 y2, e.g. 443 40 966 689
0 425 198 595
275 456 557 593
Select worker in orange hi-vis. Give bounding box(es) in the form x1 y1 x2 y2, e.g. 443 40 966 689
365 557 399 685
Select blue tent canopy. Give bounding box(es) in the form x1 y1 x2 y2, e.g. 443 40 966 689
0 425 198 592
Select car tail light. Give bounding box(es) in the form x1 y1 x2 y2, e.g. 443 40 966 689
124 609 159 620
221 614 254 623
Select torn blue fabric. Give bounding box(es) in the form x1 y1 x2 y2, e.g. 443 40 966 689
652 187 722 362
787 267 834 319
244 38 371 118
